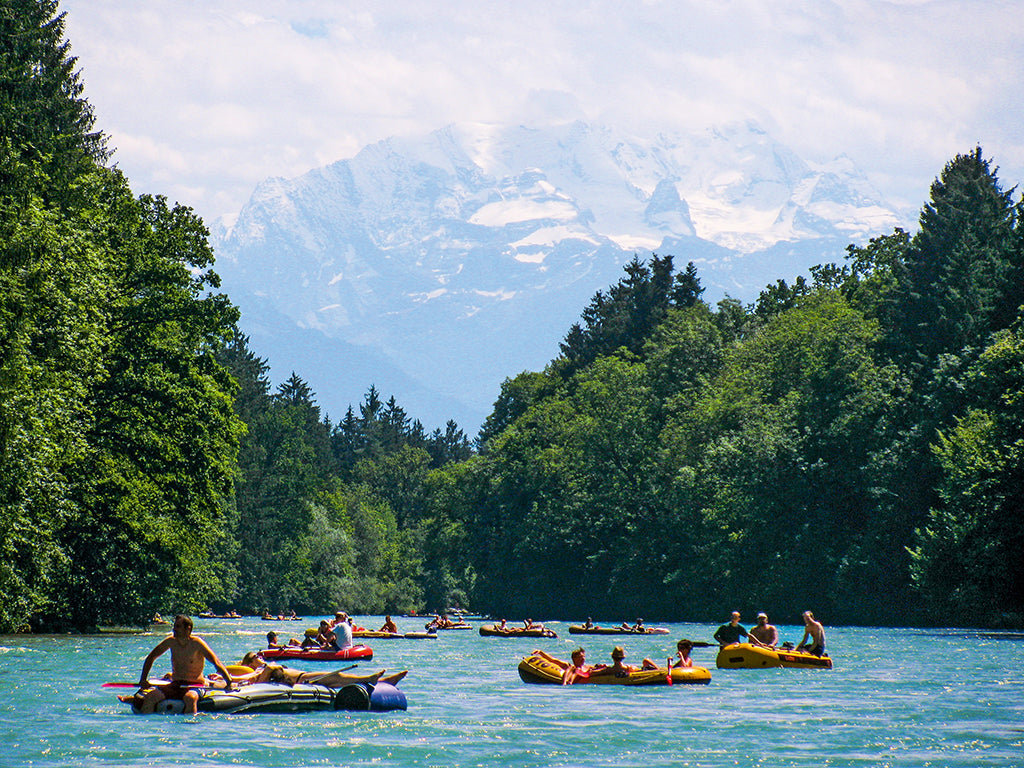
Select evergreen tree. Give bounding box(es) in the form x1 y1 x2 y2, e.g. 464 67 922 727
887 148 1016 371
557 254 693 375
0 0 107 196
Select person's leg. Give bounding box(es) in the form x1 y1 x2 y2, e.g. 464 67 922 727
380 670 408 685
300 669 384 687
138 687 166 715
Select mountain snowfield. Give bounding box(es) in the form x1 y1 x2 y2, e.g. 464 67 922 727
211 120 902 432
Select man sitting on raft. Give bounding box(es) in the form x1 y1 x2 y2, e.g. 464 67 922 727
531 648 593 685
797 611 827 656
714 611 749 646
128 614 235 715
748 613 778 648
642 638 693 670
589 646 637 678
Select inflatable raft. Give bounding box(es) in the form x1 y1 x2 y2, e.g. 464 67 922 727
518 654 711 685
259 644 373 662
715 643 833 669
120 681 406 714
354 630 437 640
568 625 670 635
479 624 558 638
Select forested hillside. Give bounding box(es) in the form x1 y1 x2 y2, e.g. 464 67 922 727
448 150 1024 628
2 1 1021 632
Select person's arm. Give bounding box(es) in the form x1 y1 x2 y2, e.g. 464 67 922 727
138 638 171 686
532 649 567 669
198 638 234 691
767 626 779 647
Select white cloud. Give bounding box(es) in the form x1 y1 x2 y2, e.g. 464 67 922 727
61 0 1024 226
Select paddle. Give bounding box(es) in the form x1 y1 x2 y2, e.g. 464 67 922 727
102 679 203 689
103 682 158 688
666 657 673 686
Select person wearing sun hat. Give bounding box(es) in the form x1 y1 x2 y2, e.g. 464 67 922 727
748 612 778 648
300 626 319 648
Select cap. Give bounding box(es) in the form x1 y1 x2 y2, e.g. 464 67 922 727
757 612 768 619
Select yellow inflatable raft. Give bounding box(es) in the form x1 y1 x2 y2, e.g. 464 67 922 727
715 643 833 669
518 653 711 685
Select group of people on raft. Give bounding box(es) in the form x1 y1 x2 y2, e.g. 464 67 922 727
262 611 363 651
122 613 406 714
424 613 469 630
533 639 696 684
492 617 546 633
579 616 654 632
713 610 827 656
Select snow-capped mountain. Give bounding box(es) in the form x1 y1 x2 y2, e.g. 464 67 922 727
211 120 901 433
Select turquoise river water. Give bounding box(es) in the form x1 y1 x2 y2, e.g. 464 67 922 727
1 618 1021 767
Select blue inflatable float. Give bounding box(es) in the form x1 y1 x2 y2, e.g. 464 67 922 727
123 681 407 715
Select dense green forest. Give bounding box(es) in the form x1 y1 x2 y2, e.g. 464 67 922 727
2 1 1021 632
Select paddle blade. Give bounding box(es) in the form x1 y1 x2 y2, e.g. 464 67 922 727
102 679 196 689
666 659 673 685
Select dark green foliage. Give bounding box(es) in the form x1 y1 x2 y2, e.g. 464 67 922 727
557 254 692 375
887 149 1016 372
0 0 107 196
909 326 1024 626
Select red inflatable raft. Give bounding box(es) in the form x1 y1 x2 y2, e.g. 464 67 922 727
259 644 374 662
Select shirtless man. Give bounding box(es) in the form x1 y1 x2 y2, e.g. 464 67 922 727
643 638 694 670
748 612 779 648
380 615 399 634
532 647 591 685
797 611 827 656
133 614 234 714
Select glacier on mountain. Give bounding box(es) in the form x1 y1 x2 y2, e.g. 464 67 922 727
211 120 901 433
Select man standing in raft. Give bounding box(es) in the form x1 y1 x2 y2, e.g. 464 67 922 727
131 614 235 714
713 611 749 646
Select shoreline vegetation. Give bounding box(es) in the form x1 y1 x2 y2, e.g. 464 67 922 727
2 2 1022 634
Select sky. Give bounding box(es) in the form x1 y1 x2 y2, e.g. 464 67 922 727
61 0 1024 230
